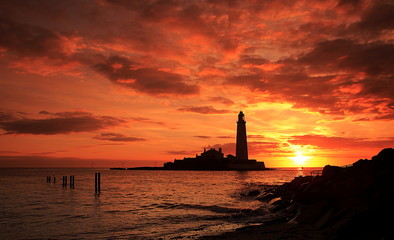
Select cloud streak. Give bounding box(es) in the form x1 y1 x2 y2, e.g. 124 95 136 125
177 106 233 114
93 132 145 142
0 111 125 135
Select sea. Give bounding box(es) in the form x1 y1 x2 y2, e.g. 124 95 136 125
0 168 321 240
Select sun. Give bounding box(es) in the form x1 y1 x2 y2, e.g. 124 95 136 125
290 151 310 166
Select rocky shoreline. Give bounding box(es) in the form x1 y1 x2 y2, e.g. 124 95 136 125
201 148 394 240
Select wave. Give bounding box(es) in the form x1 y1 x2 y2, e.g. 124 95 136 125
150 202 253 214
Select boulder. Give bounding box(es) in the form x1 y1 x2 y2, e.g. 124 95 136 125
247 189 260 197
322 165 344 179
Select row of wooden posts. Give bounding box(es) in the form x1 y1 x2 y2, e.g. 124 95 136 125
46 173 101 193
46 175 75 188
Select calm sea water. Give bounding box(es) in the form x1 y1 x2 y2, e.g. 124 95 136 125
0 168 320 239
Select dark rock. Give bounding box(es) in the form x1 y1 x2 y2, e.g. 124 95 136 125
247 189 260 197
271 148 394 240
371 148 394 161
322 165 344 179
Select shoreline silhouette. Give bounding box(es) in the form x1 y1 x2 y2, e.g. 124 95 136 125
201 148 394 240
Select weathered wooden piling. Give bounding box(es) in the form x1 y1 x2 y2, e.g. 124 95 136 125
95 172 101 193
62 176 67 187
70 175 75 188
98 173 100 192
53 176 56 183
47 176 51 182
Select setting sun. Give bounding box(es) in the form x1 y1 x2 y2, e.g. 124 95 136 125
291 151 311 166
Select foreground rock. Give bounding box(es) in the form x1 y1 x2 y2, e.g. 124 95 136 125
273 148 394 240
202 148 394 240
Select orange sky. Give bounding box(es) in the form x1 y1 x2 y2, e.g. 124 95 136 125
0 0 393 167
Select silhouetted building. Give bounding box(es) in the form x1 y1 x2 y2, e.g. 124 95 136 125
164 111 266 170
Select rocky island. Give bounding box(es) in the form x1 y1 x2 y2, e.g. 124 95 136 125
163 111 265 170
119 111 266 171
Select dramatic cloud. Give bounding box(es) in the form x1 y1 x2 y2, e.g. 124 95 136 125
0 17 68 58
226 38 394 118
0 0 393 166
298 39 394 76
349 1 394 34
93 132 145 142
0 111 125 135
94 56 199 96
177 106 233 114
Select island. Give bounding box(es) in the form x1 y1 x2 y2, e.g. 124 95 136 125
112 111 266 171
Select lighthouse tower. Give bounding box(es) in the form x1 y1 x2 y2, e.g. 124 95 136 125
236 111 248 161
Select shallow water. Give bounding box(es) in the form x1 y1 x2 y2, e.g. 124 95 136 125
0 168 320 239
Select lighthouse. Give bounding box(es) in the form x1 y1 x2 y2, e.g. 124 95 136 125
236 111 248 161
162 110 265 170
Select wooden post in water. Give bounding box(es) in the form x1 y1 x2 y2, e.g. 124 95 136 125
98 172 100 193
95 172 101 194
70 176 75 188
53 176 56 183
62 176 67 187
47 176 51 182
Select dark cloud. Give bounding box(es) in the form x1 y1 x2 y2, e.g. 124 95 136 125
0 17 68 58
93 132 145 142
239 55 269 65
104 0 245 53
194 135 211 138
349 1 394 35
337 0 363 7
216 136 233 139
0 111 125 135
177 106 233 114
298 39 394 76
94 56 199 96
208 97 234 106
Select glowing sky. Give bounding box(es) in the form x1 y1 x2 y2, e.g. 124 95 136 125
0 0 393 167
